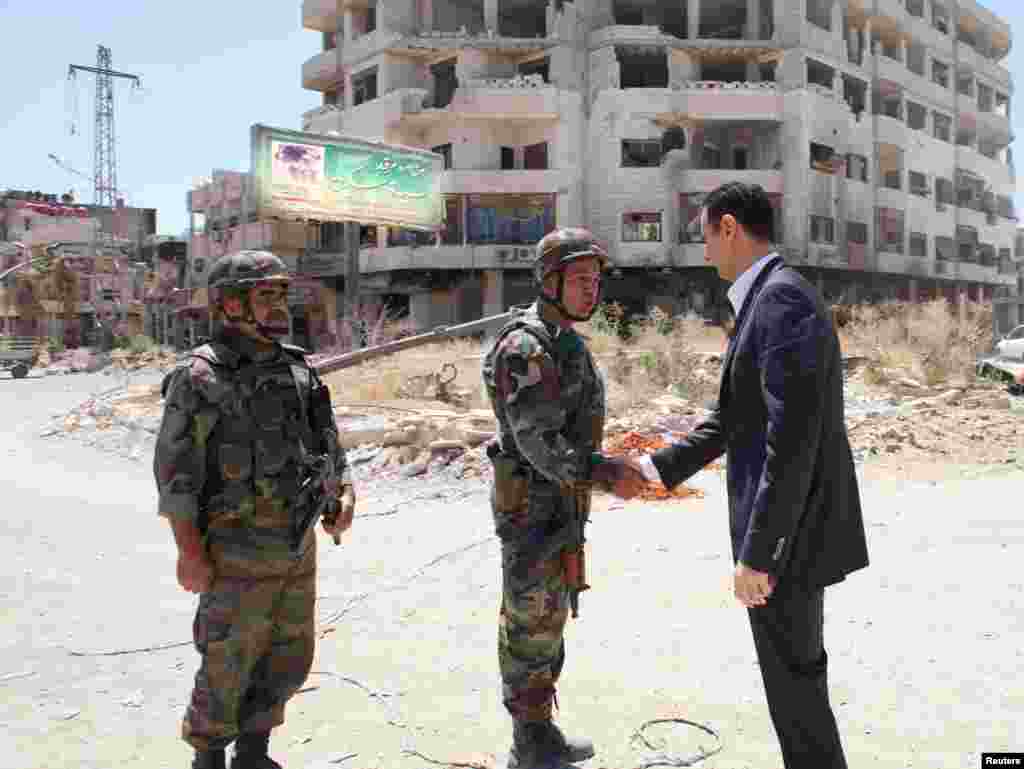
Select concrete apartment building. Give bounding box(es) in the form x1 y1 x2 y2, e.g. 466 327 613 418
0 189 157 344
294 0 1020 327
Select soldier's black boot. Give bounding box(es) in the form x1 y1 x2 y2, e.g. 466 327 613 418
191 749 226 769
507 719 595 768
230 732 282 769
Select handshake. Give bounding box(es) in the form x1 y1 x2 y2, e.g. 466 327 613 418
590 456 652 499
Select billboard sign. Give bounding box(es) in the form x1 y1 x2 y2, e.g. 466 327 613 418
251 124 444 231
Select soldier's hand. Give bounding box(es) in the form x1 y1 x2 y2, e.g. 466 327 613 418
592 457 647 499
176 549 214 594
323 485 355 543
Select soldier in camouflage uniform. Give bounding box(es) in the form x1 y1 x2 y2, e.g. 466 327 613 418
482 227 638 768
154 250 356 769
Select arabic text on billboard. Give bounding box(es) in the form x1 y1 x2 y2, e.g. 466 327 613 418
253 127 443 231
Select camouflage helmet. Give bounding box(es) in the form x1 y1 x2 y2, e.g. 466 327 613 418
207 250 290 302
533 227 609 286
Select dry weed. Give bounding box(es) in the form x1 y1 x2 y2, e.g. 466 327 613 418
843 300 992 386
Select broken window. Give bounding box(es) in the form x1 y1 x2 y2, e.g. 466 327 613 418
847 221 868 244
876 207 905 253
906 43 926 77
661 127 687 153
978 243 996 267
733 147 749 170
846 154 868 182
523 142 548 170
806 58 834 90
956 123 976 148
517 57 550 83
933 112 952 142
933 3 949 34
431 59 458 109
702 143 722 169
958 71 975 98
759 61 777 82
977 82 993 112
621 139 664 168
909 232 927 257
810 142 835 174
935 235 955 261
617 47 668 88
441 196 463 245
956 225 979 261
701 60 748 83
935 177 954 207
432 143 453 170
932 59 949 89
500 147 516 170
467 194 555 245
622 212 662 242
806 0 831 31
996 91 1010 117
499 1 546 38
909 171 929 197
906 0 924 18
699 0 747 39
352 67 378 106
809 215 834 243
843 75 867 114
907 102 927 131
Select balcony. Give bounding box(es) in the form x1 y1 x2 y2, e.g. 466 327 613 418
590 25 666 47
959 261 994 282
877 251 914 274
302 0 342 32
677 169 783 195
956 43 1011 88
976 108 1013 142
400 77 561 124
359 243 539 273
344 29 404 67
302 104 344 133
664 81 783 122
438 170 565 196
958 150 1013 188
302 49 343 91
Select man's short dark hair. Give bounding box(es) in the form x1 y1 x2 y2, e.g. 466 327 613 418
703 182 775 243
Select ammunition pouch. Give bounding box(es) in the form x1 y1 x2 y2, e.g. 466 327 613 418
309 377 334 454
487 441 530 537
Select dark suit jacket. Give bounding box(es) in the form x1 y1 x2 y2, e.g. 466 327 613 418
652 257 869 588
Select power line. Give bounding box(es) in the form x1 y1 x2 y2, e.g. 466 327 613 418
67 46 142 208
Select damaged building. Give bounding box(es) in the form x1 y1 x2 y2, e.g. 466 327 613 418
288 0 1020 326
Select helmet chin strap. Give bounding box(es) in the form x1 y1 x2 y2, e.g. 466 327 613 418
539 271 603 323
222 294 287 340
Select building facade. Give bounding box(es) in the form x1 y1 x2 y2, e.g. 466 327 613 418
0 189 156 345
296 0 1017 325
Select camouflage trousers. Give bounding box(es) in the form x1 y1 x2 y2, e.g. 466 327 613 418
182 537 316 751
494 481 570 723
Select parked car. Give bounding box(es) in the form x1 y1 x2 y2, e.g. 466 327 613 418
995 325 1024 360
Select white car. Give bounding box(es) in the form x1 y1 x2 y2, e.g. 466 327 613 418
995 324 1024 360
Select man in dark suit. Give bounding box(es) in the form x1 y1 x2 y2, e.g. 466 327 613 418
598 182 869 769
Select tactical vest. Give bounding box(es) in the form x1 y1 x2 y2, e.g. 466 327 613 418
188 341 316 523
484 308 605 468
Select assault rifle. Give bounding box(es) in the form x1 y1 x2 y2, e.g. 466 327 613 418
291 453 342 552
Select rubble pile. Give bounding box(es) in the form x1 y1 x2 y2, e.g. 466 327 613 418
39 351 1024 479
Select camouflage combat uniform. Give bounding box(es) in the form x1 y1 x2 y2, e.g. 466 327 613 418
154 327 350 753
482 300 605 723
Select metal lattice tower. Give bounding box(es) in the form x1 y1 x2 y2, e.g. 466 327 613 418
68 46 141 207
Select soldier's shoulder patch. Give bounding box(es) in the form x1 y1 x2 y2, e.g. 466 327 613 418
497 327 552 362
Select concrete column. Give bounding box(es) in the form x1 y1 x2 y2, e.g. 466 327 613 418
482 269 506 316
747 0 761 40
688 0 701 40
343 10 354 43
485 0 498 34
864 18 873 57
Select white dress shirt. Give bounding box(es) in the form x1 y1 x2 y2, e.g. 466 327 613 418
636 252 778 485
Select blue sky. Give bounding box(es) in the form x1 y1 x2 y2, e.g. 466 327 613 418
1 0 1022 236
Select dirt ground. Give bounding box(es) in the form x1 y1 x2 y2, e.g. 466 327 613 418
2 370 1022 769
